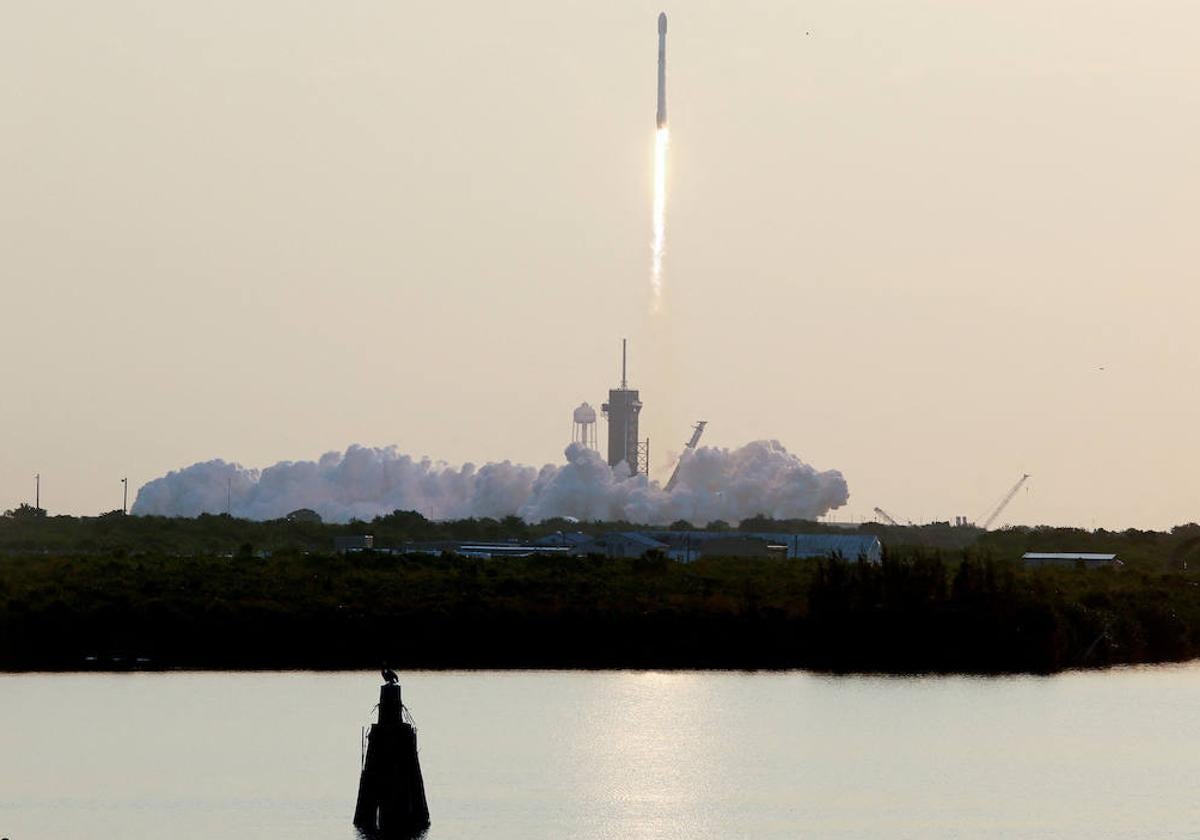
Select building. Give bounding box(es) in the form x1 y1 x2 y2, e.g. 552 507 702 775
1022 552 1122 569
564 530 882 563
532 531 593 549
649 531 883 564
455 544 571 559
571 532 669 559
696 536 789 560
334 535 374 553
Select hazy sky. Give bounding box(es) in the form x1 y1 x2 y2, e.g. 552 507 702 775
3 1 1198 528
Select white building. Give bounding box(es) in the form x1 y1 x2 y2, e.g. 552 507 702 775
1021 552 1122 569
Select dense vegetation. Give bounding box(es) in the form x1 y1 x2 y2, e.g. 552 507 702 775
806 552 1200 672
5 504 1199 563
3 508 1200 673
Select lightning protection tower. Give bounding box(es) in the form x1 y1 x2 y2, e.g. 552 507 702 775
601 339 646 476
572 403 598 450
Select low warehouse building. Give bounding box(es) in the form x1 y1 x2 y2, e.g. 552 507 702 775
696 536 789 560
571 532 670 559
1022 552 1122 569
650 531 883 563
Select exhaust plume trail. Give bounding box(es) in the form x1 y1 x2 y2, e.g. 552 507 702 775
651 127 669 309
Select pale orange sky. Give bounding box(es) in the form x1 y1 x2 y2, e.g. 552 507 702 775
2 1 1198 527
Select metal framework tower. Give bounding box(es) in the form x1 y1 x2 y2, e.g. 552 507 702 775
665 420 707 492
981 474 1030 531
873 507 904 527
601 339 646 475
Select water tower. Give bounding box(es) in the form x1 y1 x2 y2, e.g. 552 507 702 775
572 402 598 451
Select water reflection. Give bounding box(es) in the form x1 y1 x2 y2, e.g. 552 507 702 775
567 672 720 840
3 668 1200 839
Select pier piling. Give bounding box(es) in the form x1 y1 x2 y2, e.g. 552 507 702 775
353 681 430 837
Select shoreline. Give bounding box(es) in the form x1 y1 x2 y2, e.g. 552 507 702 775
5 658 1199 677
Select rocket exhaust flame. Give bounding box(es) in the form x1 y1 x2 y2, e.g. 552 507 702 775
651 127 669 308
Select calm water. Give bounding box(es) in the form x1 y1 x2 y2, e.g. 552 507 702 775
3 667 1199 839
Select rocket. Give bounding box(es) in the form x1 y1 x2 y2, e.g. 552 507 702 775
656 12 668 129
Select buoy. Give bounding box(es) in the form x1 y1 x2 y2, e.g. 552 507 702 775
353 678 430 836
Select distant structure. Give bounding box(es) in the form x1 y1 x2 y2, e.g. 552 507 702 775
601 339 649 476
391 531 882 564
572 402 598 451
873 506 904 527
570 531 882 564
572 531 670 559
353 677 430 836
1022 552 1122 570
697 536 789 560
334 535 374 553
981 473 1030 531
665 421 707 492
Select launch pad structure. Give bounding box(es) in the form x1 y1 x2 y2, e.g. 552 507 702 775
602 340 649 476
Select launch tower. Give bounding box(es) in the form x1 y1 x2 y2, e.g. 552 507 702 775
602 340 648 476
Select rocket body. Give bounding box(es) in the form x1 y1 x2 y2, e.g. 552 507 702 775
656 13 667 129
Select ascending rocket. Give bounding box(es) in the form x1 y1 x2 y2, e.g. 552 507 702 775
656 12 668 129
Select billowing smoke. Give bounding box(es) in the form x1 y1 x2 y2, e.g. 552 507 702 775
133 440 849 525
132 447 539 523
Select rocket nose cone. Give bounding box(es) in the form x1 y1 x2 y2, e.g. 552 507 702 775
658 12 667 34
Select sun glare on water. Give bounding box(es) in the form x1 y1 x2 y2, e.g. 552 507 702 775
651 127 669 310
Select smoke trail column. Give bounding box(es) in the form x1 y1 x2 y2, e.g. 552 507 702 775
651 12 670 310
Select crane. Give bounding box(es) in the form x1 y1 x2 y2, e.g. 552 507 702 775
872 507 906 527
665 421 707 492
980 473 1030 531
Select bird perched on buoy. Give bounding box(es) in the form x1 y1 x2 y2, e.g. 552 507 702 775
381 665 398 685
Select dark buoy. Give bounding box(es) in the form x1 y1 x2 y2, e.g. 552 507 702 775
353 677 430 837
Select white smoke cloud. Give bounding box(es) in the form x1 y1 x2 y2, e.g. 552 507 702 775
133 440 849 525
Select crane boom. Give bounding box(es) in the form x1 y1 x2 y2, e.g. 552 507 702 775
665 421 707 492
873 507 903 527
981 473 1030 531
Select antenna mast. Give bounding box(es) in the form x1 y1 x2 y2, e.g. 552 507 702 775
621 338 627 390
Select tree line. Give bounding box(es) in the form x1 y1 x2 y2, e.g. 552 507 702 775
3 544 1200 673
